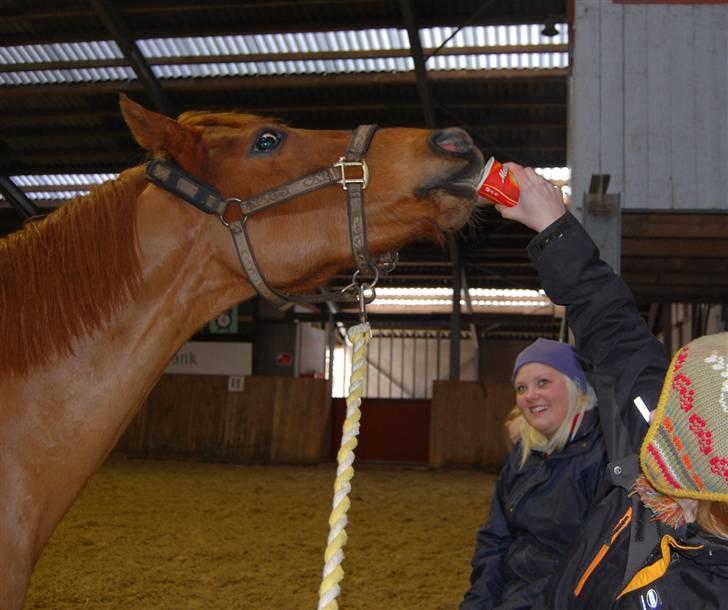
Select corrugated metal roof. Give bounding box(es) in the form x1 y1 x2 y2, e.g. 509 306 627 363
140 29 411 55
420 23 567 47
8 173 118 201
0 40 122 62
148 58 413 78
1 24 568 85
2 67 135 85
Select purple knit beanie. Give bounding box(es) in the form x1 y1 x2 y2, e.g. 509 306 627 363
512 338 587 391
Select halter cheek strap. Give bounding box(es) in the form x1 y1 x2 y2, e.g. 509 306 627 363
145 125 393 308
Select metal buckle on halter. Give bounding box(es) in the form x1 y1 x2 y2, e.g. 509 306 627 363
218 197 244 230
375 251 399 274
334 158 369 191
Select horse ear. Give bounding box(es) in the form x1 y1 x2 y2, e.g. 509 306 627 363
119 94 208 173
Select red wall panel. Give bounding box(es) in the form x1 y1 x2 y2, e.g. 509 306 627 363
331 398 430 463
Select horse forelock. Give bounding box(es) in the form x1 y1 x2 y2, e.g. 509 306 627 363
0 169 146 377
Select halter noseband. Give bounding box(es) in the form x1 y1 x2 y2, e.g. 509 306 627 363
145 125 396 308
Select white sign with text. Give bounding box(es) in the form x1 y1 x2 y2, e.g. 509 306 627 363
165 341 253 376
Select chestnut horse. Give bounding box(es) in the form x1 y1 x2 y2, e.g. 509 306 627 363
0 94 483 609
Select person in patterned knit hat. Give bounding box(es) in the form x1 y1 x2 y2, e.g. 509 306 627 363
544 332 728 609
639 332 728 533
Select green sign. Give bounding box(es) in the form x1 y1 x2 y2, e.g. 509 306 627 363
209 305 238 334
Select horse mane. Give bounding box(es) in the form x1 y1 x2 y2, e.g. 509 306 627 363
0 168 146 377
177 110 283 129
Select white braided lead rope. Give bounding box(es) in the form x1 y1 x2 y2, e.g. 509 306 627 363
317 321 371 610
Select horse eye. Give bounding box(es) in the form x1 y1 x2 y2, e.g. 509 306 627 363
253 131 282 153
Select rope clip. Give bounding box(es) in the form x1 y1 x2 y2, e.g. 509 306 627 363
340 268 378 323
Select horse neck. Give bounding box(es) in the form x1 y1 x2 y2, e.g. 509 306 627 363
73 180 258 421
131 184 257 349
1 174 256 568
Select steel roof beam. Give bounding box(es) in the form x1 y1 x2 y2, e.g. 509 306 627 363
0 44 569 74
400 0 436 128
0 176 41 220
0 70 569 98
90 0 174 116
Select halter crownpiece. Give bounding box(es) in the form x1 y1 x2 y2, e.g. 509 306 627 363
144 125 397 308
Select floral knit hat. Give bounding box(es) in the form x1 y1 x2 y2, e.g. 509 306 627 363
640 332 728 502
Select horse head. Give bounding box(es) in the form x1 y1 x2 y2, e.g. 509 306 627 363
120 94 483 300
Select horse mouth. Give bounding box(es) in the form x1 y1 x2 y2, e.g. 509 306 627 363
415 147 484 203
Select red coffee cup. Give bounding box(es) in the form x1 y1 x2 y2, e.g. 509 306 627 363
476 157 520 207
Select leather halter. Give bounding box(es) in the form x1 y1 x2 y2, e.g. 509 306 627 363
145 125 394 308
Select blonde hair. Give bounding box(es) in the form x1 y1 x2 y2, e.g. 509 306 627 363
503 405 525 447
696 501 728 539
518 375 597 467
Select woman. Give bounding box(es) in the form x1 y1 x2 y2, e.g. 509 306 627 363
460 340 605 609
460 167 627 610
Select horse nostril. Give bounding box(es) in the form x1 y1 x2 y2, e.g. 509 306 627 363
430 128 474 155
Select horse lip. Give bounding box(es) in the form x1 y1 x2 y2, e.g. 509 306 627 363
427 182 478 200
416 148 484 199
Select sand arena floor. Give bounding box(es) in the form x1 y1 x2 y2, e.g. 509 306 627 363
25 458 497 610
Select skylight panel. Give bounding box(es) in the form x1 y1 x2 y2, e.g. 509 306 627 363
0 40 129 85
2 173 118 202
12 173 116 188
140 27 413 57
1 24 568 86
0 40 122 64
23 191 88 201
1 66 135 85
1 67 134 86
151 57 414 78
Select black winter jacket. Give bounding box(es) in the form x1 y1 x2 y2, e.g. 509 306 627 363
533 213 728 608
460 408 607 610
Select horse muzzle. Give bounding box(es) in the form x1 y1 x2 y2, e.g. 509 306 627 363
417 128 485 199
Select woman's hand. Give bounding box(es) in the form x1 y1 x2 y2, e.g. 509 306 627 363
494 163 566 233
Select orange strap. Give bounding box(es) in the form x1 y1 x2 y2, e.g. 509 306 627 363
574 506 632 596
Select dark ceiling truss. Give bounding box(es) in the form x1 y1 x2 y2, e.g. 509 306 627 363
399 0 435 128
0 43 569 74
400 0 468 377
89 0 174 116
0 175 40 219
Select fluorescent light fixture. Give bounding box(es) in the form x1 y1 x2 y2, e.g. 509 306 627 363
367 286 560 315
